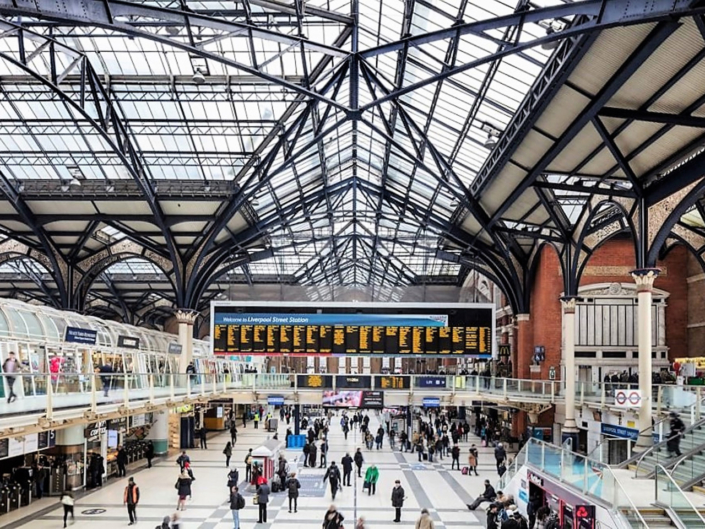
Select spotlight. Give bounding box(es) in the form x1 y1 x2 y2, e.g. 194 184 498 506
165 25 181 36
105 184 115 193
251 197 260 207
484 134 497 148
541 23 560 51
450 198 460 208
192 68 206 85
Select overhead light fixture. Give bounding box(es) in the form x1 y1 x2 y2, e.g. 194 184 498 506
165 25 181 36
450 198 460 208
251 197 260 207
192 68 206 85
105 183 115 193
17 183 25 193
484 134 497 148
541 21 563 51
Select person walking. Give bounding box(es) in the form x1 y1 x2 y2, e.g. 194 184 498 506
223 441 233 468
323 504 345 529
2 352 18 403
245 449 253 482
175 470 192 511
285 472 301 513
242 411 248 428
117 445 128 477
123 477 140 525
391 480 405 523
341 453 353 486
145 440 155 469
468 446 479 476
354 448 364 477
230 423 238 445
320 440 328 468
61 487 75 528
667 411 686 457
98 363 113 397
415 508 435 529
363 464 379 495
451 444 461 470
176 450 190 470
494 443 507 471
229 485 245 529
323 462 341 500
199 426 208 449
158 515 171 529
256 478 270 523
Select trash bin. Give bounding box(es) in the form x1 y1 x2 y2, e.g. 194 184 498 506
267 418 278 432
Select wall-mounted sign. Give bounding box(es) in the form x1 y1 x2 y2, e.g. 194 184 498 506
37 431 55 450
268 396 285 406
423 397 441 408
65 326 97 345
0 439 8 458
600 423 638 441
614 389 641 408
297 375 333 388
23 433 38 453
131 414 146 427
548 366 556 380
117 335 140 349
168 343 183 355
418 376 446 388
378 376 410 389
499 344 510 357
575 505 595 529
84 421 107 441
8 437 23 458
335 376 371 389
175 404 193 414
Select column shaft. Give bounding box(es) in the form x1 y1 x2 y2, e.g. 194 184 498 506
562 298 578 434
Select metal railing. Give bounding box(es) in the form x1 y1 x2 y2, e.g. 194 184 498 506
632 417 705 478
653 464 705 526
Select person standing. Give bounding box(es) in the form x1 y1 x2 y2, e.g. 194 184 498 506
117 445 128 477
285 472 301 513
175 470 192 511
2 352 18 403
468 446 479 476
199 426 208 449
123 477 140 525
254 412 260 429
342 421 350 440
309 441 318 469
354 448 364 477
494 443 507 471
341 453 353 486
323 462 341 500
391 480 405 523
229 485 245 529
415 508 435 529
242 411 248 428
97 363 113 397
256 478 270 523
223 442 233 468
176 450 190 470
364 464 379 496
245 449 253 482
61 487 75 528
451 444 461 470
320 440 328 468
323 505 345 529
145 440 155 469
230 423 238 445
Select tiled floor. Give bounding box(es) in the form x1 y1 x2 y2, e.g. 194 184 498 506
9 413 499 529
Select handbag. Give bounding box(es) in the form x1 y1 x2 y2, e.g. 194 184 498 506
252 494 259 505
61 495 74 506
363 481 370 490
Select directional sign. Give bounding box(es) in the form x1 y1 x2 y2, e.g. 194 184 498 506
614 389 641 408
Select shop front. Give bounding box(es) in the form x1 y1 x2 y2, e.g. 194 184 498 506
526 470 596 529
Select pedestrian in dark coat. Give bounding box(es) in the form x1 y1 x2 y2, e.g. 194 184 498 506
391 480 405 523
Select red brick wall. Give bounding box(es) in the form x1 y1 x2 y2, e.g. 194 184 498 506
523 238 689 378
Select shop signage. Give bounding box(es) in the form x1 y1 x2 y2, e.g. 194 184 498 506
528 471 544 487
614 389 641 408
131 414 146 427
84 421 107 441
601 423 638 441
499 344 510 357
360 390 384 409
423 397 441 408
168 343 183 354
175 404 193 413
38 431 56 449
117 335 140 349
378 376 410 389
65 326 97 345
417 376 446 388
518 489 528 504
23 433 38 453
8 437 23 458
335 375 371 389
268 396 285 406
575 505 595 529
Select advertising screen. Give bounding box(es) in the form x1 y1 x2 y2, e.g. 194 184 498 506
322 390 384 409
212 302 494 358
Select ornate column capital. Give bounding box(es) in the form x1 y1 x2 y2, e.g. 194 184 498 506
560 296 581 314
631 268 660 293
175 309 199 325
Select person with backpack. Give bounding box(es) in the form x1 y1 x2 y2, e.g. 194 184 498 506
363 464 379 495
245 449 253 482
323 461 341 500
223 442 233 468
354 448 364 477
123 477 140 525
285 472 301 513
61 487 75 528
341 453 353 486
229 485 245 529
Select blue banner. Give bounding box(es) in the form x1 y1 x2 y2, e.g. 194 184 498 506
417 376 447 388
423 397 441 408
65 326 97 345
268 396 285 406
214 312 446 327
600 423 638 441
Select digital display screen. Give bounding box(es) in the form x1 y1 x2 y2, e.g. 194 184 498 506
212 304 493 358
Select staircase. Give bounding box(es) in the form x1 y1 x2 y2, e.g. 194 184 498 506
622 507 675 528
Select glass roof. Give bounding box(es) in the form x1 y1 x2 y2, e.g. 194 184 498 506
0 0 590 296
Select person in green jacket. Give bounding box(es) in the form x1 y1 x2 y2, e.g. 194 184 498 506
364 465 379 496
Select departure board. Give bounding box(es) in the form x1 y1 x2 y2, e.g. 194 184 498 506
212 303 494 358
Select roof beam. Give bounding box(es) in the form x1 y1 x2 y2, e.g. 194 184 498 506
599 107 705 127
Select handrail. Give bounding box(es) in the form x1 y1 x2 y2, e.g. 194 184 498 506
632 416 705 477
605 466 651 529
653 464 705 526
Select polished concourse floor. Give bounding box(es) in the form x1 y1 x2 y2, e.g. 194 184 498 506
9 413 492 529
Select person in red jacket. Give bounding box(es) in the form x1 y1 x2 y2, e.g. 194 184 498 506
123 477 140 525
